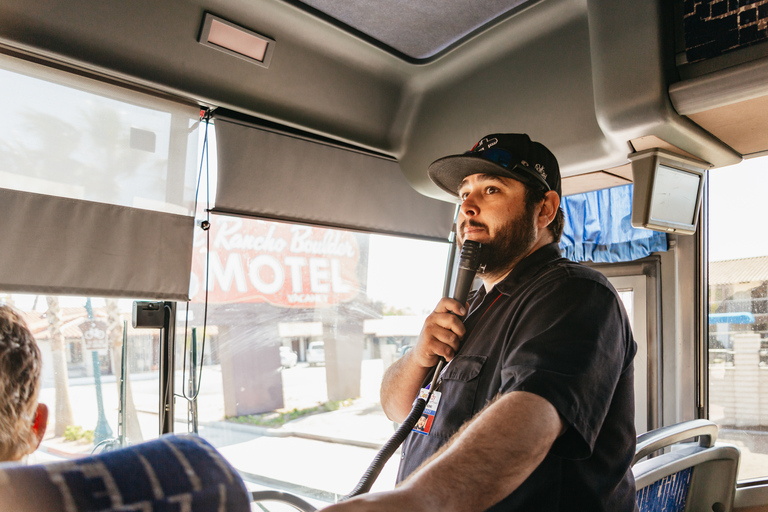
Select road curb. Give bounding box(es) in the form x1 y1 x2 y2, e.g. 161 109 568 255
201 420 389 451
37 443 90 459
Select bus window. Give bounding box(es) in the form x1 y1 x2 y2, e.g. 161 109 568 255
184 216 449 503
0 294 162 463
708 155 768 481
179 136 451 502
0 55 199 464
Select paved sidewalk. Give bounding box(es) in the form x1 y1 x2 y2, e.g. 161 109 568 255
275 398 397 448
204 397 402 504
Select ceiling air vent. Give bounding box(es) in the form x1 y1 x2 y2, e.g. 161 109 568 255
199 13 275 68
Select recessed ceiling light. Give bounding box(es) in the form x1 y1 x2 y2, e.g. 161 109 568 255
199 13 275 68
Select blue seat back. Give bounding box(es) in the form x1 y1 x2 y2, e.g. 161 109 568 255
0 434 251 512
636 466 693 512
633 420 739 512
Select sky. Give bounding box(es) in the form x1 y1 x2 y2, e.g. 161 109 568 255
708 155 768 262
366 235 450 314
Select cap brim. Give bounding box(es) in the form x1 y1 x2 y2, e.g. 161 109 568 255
428 154 532 198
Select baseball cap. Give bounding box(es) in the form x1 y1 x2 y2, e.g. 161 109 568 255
428 133 561 198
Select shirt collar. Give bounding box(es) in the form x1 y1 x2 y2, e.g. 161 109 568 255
484 243 564 295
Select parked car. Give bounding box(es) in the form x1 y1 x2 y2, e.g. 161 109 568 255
306 341 325 366
279 346 298 368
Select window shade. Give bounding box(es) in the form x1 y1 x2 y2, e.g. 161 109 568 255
212 113 455 241
0 189 194 300
0 53 200 216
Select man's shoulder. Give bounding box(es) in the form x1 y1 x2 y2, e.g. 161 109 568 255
500 245 618 299
523 257 630 311
539 257 612 288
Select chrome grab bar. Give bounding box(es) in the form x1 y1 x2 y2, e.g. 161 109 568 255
250 490 318 512
633 419 718 465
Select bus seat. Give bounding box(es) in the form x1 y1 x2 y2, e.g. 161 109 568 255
0 434 251 512
633 419 740 512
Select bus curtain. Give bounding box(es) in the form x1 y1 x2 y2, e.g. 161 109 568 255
559 184 667 263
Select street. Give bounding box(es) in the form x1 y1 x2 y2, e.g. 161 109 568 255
40 359 384 439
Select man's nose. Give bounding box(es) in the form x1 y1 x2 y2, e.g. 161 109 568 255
460 193 479 217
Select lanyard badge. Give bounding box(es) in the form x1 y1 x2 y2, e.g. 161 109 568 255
413 387 441 435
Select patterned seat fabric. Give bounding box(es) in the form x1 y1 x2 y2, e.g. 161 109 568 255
636 467 692 512
0 434 251 512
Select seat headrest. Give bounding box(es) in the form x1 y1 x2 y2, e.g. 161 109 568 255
0 434 251 512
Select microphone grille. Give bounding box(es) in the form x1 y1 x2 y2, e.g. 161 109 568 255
459 240 482 271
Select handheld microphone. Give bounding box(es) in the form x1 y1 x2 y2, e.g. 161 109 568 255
452 239 483 305
428 239 483 390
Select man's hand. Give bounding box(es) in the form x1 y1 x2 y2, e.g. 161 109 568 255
410 297 467 368
380 297 467 422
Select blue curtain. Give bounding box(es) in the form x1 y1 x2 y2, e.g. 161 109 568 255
559 184 667 263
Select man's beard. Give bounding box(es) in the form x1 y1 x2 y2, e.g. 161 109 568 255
460 199 537 279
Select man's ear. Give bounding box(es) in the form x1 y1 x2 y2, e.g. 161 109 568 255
538 191 560 227
32 403 48 449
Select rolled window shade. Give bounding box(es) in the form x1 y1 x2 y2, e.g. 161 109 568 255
0 53 200 217
212 114 455 241
0 189 194 300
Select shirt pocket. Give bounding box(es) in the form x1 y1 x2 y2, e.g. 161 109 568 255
431 354 487 439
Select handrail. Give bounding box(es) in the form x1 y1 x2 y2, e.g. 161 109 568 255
250 490 318 512
633 419 718 465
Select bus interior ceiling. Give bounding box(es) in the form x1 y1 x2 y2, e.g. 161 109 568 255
4 0 768 197
4 0 768 506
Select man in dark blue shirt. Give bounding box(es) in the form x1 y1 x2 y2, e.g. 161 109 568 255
327 134 637 511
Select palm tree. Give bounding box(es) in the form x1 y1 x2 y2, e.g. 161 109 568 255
45 296 74 437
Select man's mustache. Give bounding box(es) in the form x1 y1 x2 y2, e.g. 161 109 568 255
460 219 488 233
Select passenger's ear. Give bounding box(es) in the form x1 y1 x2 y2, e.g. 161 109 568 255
537 191 560 227
32 403 48 449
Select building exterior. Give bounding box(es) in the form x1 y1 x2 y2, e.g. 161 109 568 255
709 255 768 428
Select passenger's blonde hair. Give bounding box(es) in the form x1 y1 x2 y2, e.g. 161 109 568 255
0 305 42 461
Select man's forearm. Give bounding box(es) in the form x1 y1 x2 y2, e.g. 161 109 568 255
327 391 563 512
398 392 562 512
379 352 430 422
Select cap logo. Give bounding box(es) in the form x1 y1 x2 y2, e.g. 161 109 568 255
535 163 547 179
472 137 498 153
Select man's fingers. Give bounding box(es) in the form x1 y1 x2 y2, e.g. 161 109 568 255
430 338 456 362
418 335 456 362
426 313 467 339
410 305 468 367
411 333 454 367
427 313 465 350
433 297 467 317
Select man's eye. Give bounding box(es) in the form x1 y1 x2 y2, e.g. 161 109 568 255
485 186 499 195
459 191 469 201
